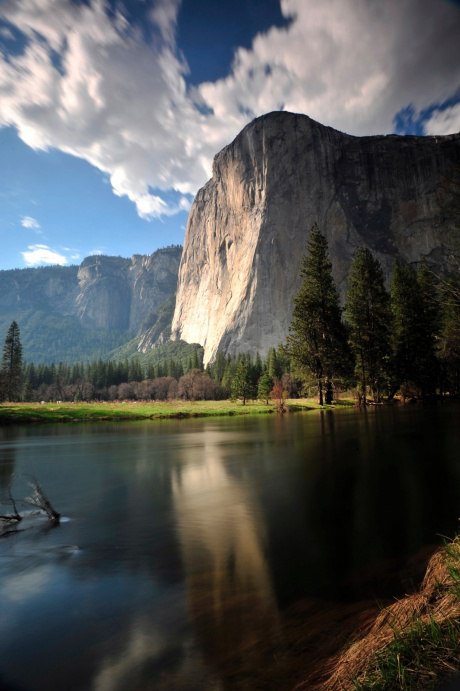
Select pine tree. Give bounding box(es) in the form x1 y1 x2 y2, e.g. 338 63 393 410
391 261 440 397
1 321 23 401
257 371 273 404
416 262 440 395
438 277 460 395
231 357 256 405
267 348 282 379
287 224 350 405
345 248 392 403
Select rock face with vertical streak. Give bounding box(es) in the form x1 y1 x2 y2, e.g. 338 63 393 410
171 111 460 364
76 248 181 333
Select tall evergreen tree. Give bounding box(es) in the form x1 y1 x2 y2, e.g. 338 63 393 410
416 262 440 395
345 248 392 403
1 321 23 401
438 277 460 395
391 261 440 397
391 262 420 395
257 371 273 404
286 224 350 405
267 348 282 379
231 357 256 405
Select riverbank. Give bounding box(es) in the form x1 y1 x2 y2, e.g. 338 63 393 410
297 536 460 690
0 398 353 423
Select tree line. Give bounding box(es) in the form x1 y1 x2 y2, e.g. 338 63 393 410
1 225 459 405
287 224 460 404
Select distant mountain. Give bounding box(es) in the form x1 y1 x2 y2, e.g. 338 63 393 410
0 246 182 363
172 111 460 364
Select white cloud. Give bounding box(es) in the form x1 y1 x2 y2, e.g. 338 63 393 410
61 246 81 262
0 0 458 222
22 244 68 266
20 215 41 230
425 103 460 136
197 0 460 138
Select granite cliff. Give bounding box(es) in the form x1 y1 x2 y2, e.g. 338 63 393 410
171 111 460 364
0 246 181 362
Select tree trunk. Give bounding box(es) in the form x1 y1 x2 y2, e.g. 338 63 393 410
318 378 323 406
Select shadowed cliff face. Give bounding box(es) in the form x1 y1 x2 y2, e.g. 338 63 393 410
76 250 181 332
171 111 460 364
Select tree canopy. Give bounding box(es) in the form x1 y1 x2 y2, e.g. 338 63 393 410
1 320 23 401
344 248 392 403
287 224 350 404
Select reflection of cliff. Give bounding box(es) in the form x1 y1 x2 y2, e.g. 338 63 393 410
171 429 279 671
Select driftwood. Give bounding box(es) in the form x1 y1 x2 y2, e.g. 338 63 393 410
0 488 22 523
25 479 61 522
1 480 60 537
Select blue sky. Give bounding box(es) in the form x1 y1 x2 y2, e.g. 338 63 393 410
0 0 459 271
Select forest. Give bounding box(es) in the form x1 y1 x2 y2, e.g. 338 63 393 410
1 226 459 406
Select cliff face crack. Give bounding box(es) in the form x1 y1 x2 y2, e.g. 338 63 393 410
171 110 460 365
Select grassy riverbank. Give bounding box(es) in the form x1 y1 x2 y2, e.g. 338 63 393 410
303 536 460 690
0 397 350 423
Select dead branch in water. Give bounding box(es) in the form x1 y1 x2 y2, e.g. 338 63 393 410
0 488 22 523
0 490 23 537
25 479 61 523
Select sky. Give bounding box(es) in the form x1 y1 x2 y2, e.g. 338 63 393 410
0 0 459 271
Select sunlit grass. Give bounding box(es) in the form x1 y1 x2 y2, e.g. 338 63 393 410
0 396 358 423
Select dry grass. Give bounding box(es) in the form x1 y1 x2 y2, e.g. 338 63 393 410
295 538 460 690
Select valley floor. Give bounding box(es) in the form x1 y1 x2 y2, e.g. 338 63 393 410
0 398 336 423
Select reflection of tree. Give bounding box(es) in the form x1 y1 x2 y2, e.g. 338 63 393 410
0 428 16 492
264 407 460 607
172 429 280 677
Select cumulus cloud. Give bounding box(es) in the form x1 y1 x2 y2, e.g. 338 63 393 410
197 0 460 138
20 215 41 230
0 0 459 222
425 102 460 135
0 0 201 218
22 244 68 266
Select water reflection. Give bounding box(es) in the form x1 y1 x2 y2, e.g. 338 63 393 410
0 427 17 492
0 406 459 690
172 429 280 672
263 405 460 606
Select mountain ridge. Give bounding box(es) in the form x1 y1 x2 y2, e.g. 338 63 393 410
0 246 182 363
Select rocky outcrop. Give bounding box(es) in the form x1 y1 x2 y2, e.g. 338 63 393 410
76 256 132 331
76 248 181 333
0 246 182 362
171 111 460 364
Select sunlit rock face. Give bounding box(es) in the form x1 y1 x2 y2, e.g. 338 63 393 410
171 111 460 364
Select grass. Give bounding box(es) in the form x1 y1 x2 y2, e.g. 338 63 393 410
310 536 460 690
352 618 460 690
0 397 346 423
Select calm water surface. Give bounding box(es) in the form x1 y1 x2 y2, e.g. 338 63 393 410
0 404 459 690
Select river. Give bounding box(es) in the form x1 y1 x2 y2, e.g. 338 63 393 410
0 404 459 690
